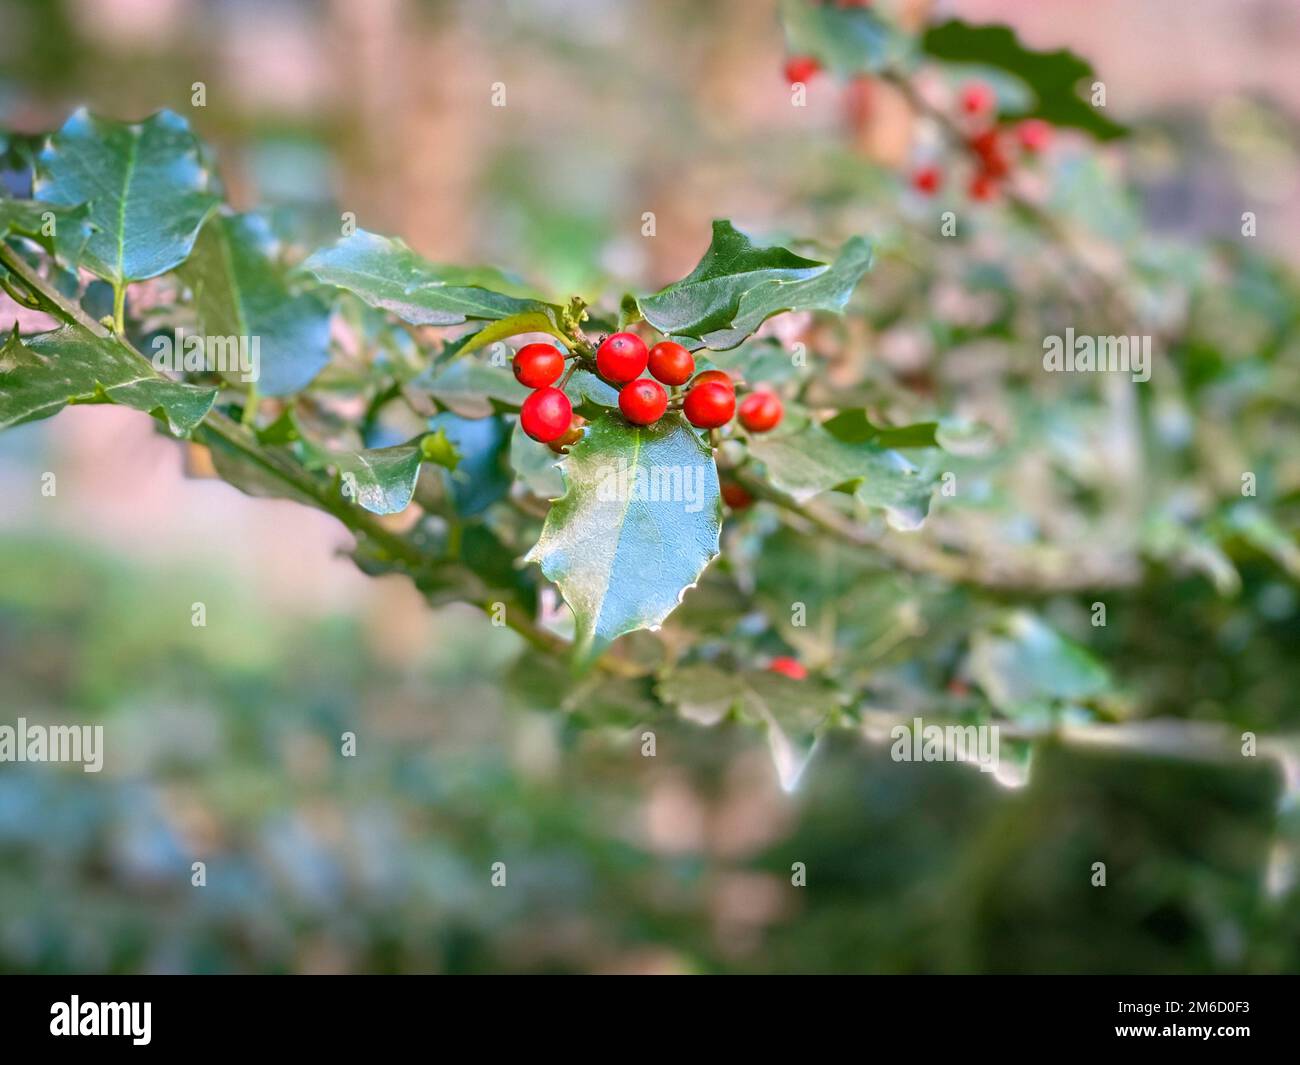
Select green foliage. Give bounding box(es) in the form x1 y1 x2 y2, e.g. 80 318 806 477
526 413 721 664
0 323 214 434
180 212 331 396
302 229 557 326
34 109 221 285
921 20 1128 139
638 221 872 349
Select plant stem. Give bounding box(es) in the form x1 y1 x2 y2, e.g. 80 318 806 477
112 281 126 335
0 241 620 669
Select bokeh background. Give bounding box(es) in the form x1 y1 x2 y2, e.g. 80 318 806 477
2 0 1299 973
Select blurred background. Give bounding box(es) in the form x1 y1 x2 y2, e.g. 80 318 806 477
2 0 1300 973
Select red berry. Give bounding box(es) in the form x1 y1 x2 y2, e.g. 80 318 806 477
738 391 783 433
683 381 735 429
784 55 820 85
721 481 753 510
968 170 999 202
512 342 564 389
959 80 995 117
968 128 1009 177
520 386 572 443
595 332 648 384
768 656 807 680
911 165 942 195
647 340 695 386
1017 118 1052 153
618 379 668 426
689 369 735 392
547 413 586 454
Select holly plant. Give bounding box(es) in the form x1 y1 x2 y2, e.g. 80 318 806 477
2 2 1298 793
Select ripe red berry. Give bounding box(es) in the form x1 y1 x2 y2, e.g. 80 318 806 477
520 386 572 443
721 481 753 510
689 369 735 392
738 390 783 433
968 128 1009 177
596 332 649 384
968 170 999 202
547 413 586 454
784 55 820 85
683 381 735 429
619 379 668 426
911 165 942 195
647 341 695 386
1016 118 1053 153
768 656 807 680
959 80 995 117
512 342 564 389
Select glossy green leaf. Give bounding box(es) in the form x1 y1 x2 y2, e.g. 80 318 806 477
525 412 721 664
316 443 423 516
455 311 569 357
33 109 221 285
746 419 935 529
0 323 216 435
921 20 1128 140
179 212 331 396
638 221 871 350
303 229 556 326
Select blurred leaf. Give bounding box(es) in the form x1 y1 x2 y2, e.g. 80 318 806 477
747 419 934 529
509 419 564 499
0 196 94 266
921 21 1128 140
415 355 530 417
428 411 511 516
779 0 898 76
966 612 1111 716
823 410 940 449
179 212 331 396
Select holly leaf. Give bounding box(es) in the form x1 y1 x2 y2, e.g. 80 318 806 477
921 20 1128 140
455 310 569 358
302 229 557 326
0 197 94 266
0 323 216 435
966 612 1112 717
415 355 530 417
179 212 331 396
658 663 838 790
779 0 898 77
331 445 423 515
34 109 221 285
525 412 721 664
638 221 871 350
746 419 935 529
509 419 565 499
428 411 511 516
823 410 940 449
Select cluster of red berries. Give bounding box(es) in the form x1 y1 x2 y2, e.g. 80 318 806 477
514 332 785 447
911 80 1053 202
